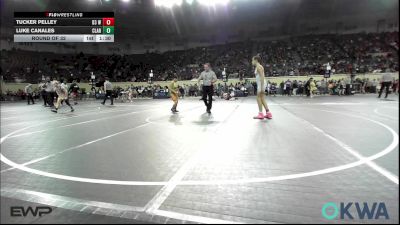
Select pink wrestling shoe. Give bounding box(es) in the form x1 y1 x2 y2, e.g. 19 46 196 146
265 111 273 119
253 112 264 119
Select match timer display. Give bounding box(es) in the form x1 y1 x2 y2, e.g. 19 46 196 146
14 12 115 42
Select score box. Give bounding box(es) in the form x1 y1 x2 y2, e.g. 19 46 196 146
102 18 114 26
13 12 115 42
103 26 114 34
102 18 114 35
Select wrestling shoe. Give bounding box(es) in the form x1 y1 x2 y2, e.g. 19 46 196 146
253 112 264 119
265 111 273 119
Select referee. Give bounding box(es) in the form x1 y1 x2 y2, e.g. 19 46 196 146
198 63 217 114
378 73 393 99
102 77 114 105
24 83 35 105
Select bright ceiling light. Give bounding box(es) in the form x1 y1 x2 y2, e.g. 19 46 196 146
155 0 230 8
122 0 130 2
155 0 183 8
197 0 230 6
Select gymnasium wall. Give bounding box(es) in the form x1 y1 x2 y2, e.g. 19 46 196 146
1 73 398 94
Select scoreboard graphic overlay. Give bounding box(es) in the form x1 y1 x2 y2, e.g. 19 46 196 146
14 12 114 42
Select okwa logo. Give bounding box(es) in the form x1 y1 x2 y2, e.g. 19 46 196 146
322 202 389 220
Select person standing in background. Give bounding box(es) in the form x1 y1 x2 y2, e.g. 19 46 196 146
378 74 393 99
338 79 345 96
298 80 304 96
39 81 48 106
285 79 292 96
24 83 35 105
280 81 285 96
361 78 367 94
45 78 55 107
305 78 311 97
292 80 298 96
102 77 114 105
266 81 271 95
372 79 378 93
320 79 327 95
198 63 217 114
179 85 185 99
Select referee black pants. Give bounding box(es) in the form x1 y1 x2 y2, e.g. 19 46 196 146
47 92 55 107
378 82 392 98
102 90 114 105
202 86 213 111
41 91 47 106
27 94 34 105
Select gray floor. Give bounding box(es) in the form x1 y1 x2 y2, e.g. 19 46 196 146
1 95 399 224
